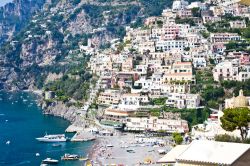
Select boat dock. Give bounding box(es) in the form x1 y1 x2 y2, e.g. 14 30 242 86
71 131 96 142
65 125 84 133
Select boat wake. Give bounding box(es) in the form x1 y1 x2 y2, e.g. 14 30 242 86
15 160 31 165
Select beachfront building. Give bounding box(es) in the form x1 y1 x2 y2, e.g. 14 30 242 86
102 107 135 124
225 89 250 109
125 116 189 133
158 140 250 165
165 93 201 109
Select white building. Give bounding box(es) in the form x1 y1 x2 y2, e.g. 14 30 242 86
210 33 241 43
158 140 250 165
192 57 207 68
155 40 189 52
119 93 149 110
213 61 250 82
125 116 189 133
213 61 238 81
230 20 247 29
172 0 189 12
166 93 201 109
163 62 195 84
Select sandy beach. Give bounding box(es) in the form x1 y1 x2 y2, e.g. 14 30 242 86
89 132 173 166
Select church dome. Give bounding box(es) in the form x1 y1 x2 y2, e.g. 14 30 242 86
233 90 248 108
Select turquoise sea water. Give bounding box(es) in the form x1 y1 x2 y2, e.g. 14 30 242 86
0 91 92 166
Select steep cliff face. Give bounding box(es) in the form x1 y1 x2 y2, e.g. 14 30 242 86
0 0 46 44
0 0 174 90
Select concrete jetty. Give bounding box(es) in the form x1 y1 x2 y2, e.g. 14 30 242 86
65 124 84 133
71 131 96 142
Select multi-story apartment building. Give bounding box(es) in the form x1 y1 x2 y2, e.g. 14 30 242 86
213 61 239 81
165 93 201 109
163 62 195 84
210 33 241 43
230 20 246 28
213 61 250 82
172 0 189 12
155 40 188 52
151 24 180 40
97 89 121 106
119 93 149 110
125 116 189 133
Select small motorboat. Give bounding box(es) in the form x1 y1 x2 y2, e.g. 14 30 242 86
6 141 10 145
36 153 40 157
42 158 59 164
61 154 80 160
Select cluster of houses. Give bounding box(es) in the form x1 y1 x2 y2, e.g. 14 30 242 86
85 0 250 136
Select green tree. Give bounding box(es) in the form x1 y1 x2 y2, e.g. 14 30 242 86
191 7 201 17
242 27 250 39
172 132 183 145
220 108 250 141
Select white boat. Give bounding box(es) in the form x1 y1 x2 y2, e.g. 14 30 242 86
61 154 80 160
42 158 59 164
36 134 67 142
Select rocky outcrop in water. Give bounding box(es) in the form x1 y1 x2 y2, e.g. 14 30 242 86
41 101 87 127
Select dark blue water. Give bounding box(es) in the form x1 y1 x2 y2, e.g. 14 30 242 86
0 91 93 166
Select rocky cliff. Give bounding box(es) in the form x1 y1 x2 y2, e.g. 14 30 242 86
0 0 46 44
0 0 175 91
41 101 87 127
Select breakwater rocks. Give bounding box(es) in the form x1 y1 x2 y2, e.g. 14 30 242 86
41 101 86 128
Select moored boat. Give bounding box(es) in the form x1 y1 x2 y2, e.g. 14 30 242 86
61 154 79 160
42 158 59 164
36 134 67 142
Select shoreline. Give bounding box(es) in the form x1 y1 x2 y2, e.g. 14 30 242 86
28 89 97 159
87 132 169 165
1 90 170 164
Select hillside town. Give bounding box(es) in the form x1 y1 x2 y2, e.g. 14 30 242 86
42 0 250 165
